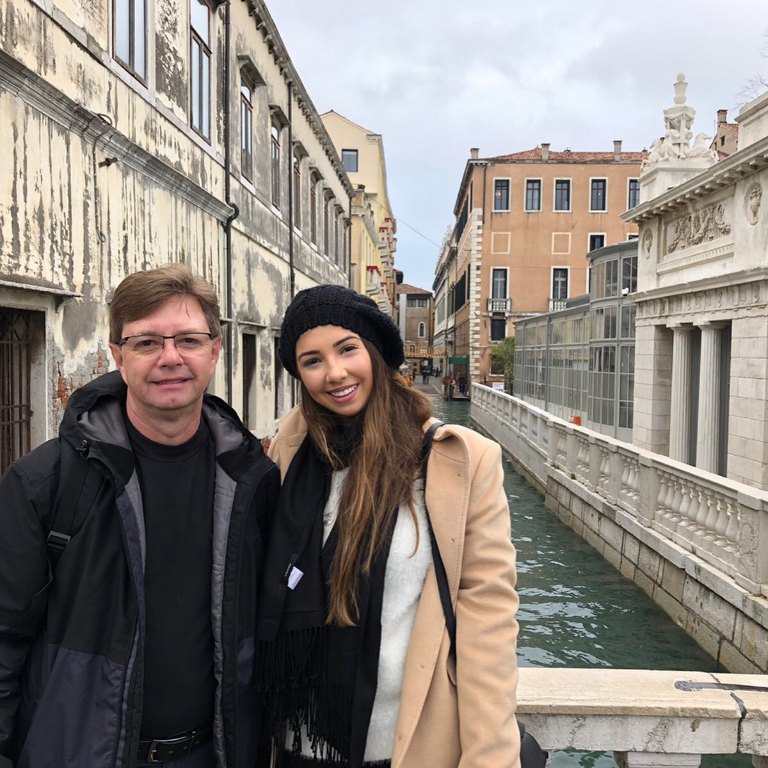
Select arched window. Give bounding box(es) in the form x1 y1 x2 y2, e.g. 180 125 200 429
418 322 426 338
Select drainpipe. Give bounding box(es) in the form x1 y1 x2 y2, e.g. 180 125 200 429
287 82 295 298
347 216 352 289
223 0 239 405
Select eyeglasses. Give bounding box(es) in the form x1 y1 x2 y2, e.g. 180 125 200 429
119 332 216 356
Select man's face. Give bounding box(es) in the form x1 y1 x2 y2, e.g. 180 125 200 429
110 296 220 423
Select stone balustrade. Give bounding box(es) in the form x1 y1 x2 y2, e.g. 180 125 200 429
518 668 768 767
471 383 768 675
471 384 768 598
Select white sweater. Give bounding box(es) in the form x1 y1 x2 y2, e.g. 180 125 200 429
317 469 433 762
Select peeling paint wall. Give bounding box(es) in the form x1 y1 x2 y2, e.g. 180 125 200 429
0 0 352 447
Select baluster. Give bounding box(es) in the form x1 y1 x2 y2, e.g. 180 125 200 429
724 500 740 563
627 463 638 499
656 472 670 526
686 488 701 535
694 489 710 531
703 494 721 552
669 478 683 531
678 480 692 532
620 461 630 501
661 473 676 529
710 494 730 559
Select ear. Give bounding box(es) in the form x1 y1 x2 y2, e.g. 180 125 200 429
109 343 129 384
211 335 222 366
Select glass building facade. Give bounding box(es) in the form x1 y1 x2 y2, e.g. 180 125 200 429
514 240 637 442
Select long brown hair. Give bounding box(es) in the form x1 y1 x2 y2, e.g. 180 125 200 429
301 341 433 626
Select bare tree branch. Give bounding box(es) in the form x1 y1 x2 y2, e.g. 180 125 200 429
737 31 768 106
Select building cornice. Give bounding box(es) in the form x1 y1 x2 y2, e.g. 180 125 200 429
623 135 768 224
243 0 354 198
453 160 489 216
0 50 234 222
633 266 768 304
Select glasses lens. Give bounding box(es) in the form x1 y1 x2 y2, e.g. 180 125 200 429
174 333 212 352
126 335 164 354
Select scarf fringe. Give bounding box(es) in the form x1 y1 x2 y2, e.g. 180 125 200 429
257 628 355 765
275 683 353 765
255 627 327 692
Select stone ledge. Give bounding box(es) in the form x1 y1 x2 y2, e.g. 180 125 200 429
517 668 768 756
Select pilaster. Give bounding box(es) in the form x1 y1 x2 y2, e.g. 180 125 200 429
696 322 725 473
668 325 693 462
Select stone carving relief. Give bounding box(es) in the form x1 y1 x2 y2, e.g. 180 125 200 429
667 203 731 254
635 281 768 320
747 182 762 226
642 229 653 259
641 74 718 172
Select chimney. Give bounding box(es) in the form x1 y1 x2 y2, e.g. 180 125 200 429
541 143 550 161
470 148 479 160
717 109 728 125
613 140 622 161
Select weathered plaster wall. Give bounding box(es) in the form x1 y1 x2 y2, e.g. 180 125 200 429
0 0 352 447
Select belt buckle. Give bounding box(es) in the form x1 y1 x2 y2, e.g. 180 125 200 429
147 733 195 763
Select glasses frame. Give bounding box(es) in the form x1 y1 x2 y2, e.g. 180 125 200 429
118 332 216 354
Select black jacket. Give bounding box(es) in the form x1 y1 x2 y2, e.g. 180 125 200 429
0 371 279 768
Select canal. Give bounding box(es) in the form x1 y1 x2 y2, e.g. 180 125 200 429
431 398 750 768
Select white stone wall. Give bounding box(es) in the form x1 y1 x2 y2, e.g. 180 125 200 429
0 0 352 442
633 323 672 455
729 316 768 487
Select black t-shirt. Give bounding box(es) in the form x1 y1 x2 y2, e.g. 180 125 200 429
126 415 216 739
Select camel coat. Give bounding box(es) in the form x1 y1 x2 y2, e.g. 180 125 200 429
268 407 521 768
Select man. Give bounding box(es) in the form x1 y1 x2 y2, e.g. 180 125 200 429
0 264 279 767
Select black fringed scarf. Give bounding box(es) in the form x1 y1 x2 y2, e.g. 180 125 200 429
256 429 394 767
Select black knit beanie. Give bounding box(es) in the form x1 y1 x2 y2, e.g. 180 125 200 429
279 285 405 378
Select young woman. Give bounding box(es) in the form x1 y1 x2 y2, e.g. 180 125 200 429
256 285 520 768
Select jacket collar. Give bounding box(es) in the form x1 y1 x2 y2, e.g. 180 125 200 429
60 370 268 488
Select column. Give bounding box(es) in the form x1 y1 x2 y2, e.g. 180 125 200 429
668 325 693 463
696 322 723 474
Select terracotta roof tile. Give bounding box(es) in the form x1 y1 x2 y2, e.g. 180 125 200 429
396 283 432 296
485 147 648 164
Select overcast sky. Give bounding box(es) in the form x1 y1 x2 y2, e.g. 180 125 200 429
268 1 768 292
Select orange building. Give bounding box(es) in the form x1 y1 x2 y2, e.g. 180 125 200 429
437 143 647 386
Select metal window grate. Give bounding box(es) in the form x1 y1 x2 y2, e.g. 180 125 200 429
0 309 33 475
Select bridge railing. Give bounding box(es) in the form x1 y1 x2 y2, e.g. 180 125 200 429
471 384 768 597
518 668 768 767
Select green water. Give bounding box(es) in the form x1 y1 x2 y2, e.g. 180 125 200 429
431 399 751 768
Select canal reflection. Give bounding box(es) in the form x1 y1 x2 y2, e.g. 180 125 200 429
431 399 751 768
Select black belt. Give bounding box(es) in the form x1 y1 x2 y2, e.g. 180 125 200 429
137 725 212 763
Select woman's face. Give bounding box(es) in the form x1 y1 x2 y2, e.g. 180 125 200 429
295 325 374 417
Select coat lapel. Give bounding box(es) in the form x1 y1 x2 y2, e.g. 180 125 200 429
392 422 470 767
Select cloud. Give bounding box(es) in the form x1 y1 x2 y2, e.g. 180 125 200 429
267 0 768 290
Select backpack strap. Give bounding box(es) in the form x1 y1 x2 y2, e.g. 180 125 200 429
421 421 457 658
47 439 101 569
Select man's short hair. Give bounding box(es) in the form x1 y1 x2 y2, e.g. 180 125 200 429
109 263 222 344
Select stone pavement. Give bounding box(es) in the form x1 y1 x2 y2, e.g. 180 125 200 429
411 379 471 400
412 379 445 397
